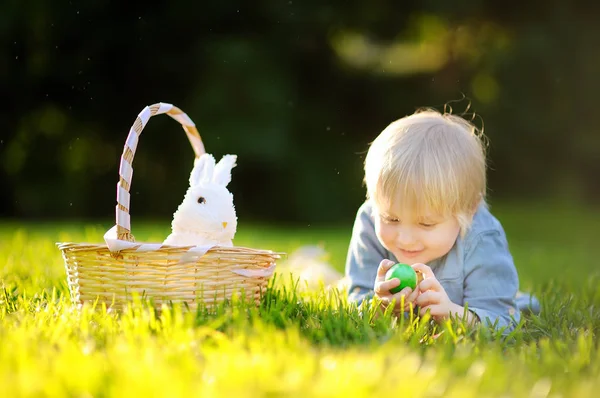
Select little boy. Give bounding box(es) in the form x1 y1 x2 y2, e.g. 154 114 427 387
345 109 539 332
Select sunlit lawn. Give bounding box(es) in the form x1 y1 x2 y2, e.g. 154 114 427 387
1 202 599 397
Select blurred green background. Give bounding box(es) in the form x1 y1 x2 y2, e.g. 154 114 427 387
2 1 599 226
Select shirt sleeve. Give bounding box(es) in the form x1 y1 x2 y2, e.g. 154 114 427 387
344 201 388 304
462 230 521 333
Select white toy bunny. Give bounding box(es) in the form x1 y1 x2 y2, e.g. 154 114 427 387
163 153 238 247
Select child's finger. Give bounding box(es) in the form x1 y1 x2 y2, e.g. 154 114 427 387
417 277 443 293
390 287 412 301
411 263 435 279
374 278 400 295
419 305 434 317
419 304 444 318
415 291 440 308
394 287 415 311
376 259 396 281
406 286 420 303
382 287 412 305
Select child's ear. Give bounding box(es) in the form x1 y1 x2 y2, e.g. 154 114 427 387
470 194 484 215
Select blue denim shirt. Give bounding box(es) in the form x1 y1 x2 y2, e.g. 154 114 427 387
345 200 520 332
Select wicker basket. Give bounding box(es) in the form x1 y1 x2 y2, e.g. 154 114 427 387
57 102 282 311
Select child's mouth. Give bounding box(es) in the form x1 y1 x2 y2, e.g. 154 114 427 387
399 249 423 258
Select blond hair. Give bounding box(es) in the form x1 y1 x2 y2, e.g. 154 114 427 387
364 109 487 234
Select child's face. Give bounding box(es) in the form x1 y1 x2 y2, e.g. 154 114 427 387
374 203 461 265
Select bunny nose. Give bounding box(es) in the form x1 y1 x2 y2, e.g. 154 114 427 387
222 222 228 229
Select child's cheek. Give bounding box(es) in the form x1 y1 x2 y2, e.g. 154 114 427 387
374 219 395 253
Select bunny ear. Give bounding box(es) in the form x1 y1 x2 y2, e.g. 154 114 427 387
190 153 216 186
213 154 237 186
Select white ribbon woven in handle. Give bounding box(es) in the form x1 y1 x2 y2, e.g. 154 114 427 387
104 102 205 250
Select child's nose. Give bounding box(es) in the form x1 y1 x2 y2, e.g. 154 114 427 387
396 227 416 245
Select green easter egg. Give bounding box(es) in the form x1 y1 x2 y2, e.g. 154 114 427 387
385 263 417 294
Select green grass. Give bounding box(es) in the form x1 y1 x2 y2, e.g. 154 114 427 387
1 202 600 397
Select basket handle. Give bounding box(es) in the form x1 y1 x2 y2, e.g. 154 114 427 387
114 103 205 242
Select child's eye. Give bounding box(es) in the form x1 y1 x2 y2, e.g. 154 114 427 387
419 222 436 228
385 217 399 223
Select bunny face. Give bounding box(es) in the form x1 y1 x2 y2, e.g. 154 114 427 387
170 153 238 243
176 182 237 239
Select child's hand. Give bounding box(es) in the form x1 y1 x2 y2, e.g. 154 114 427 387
374 259 420 315
412 263 463 322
